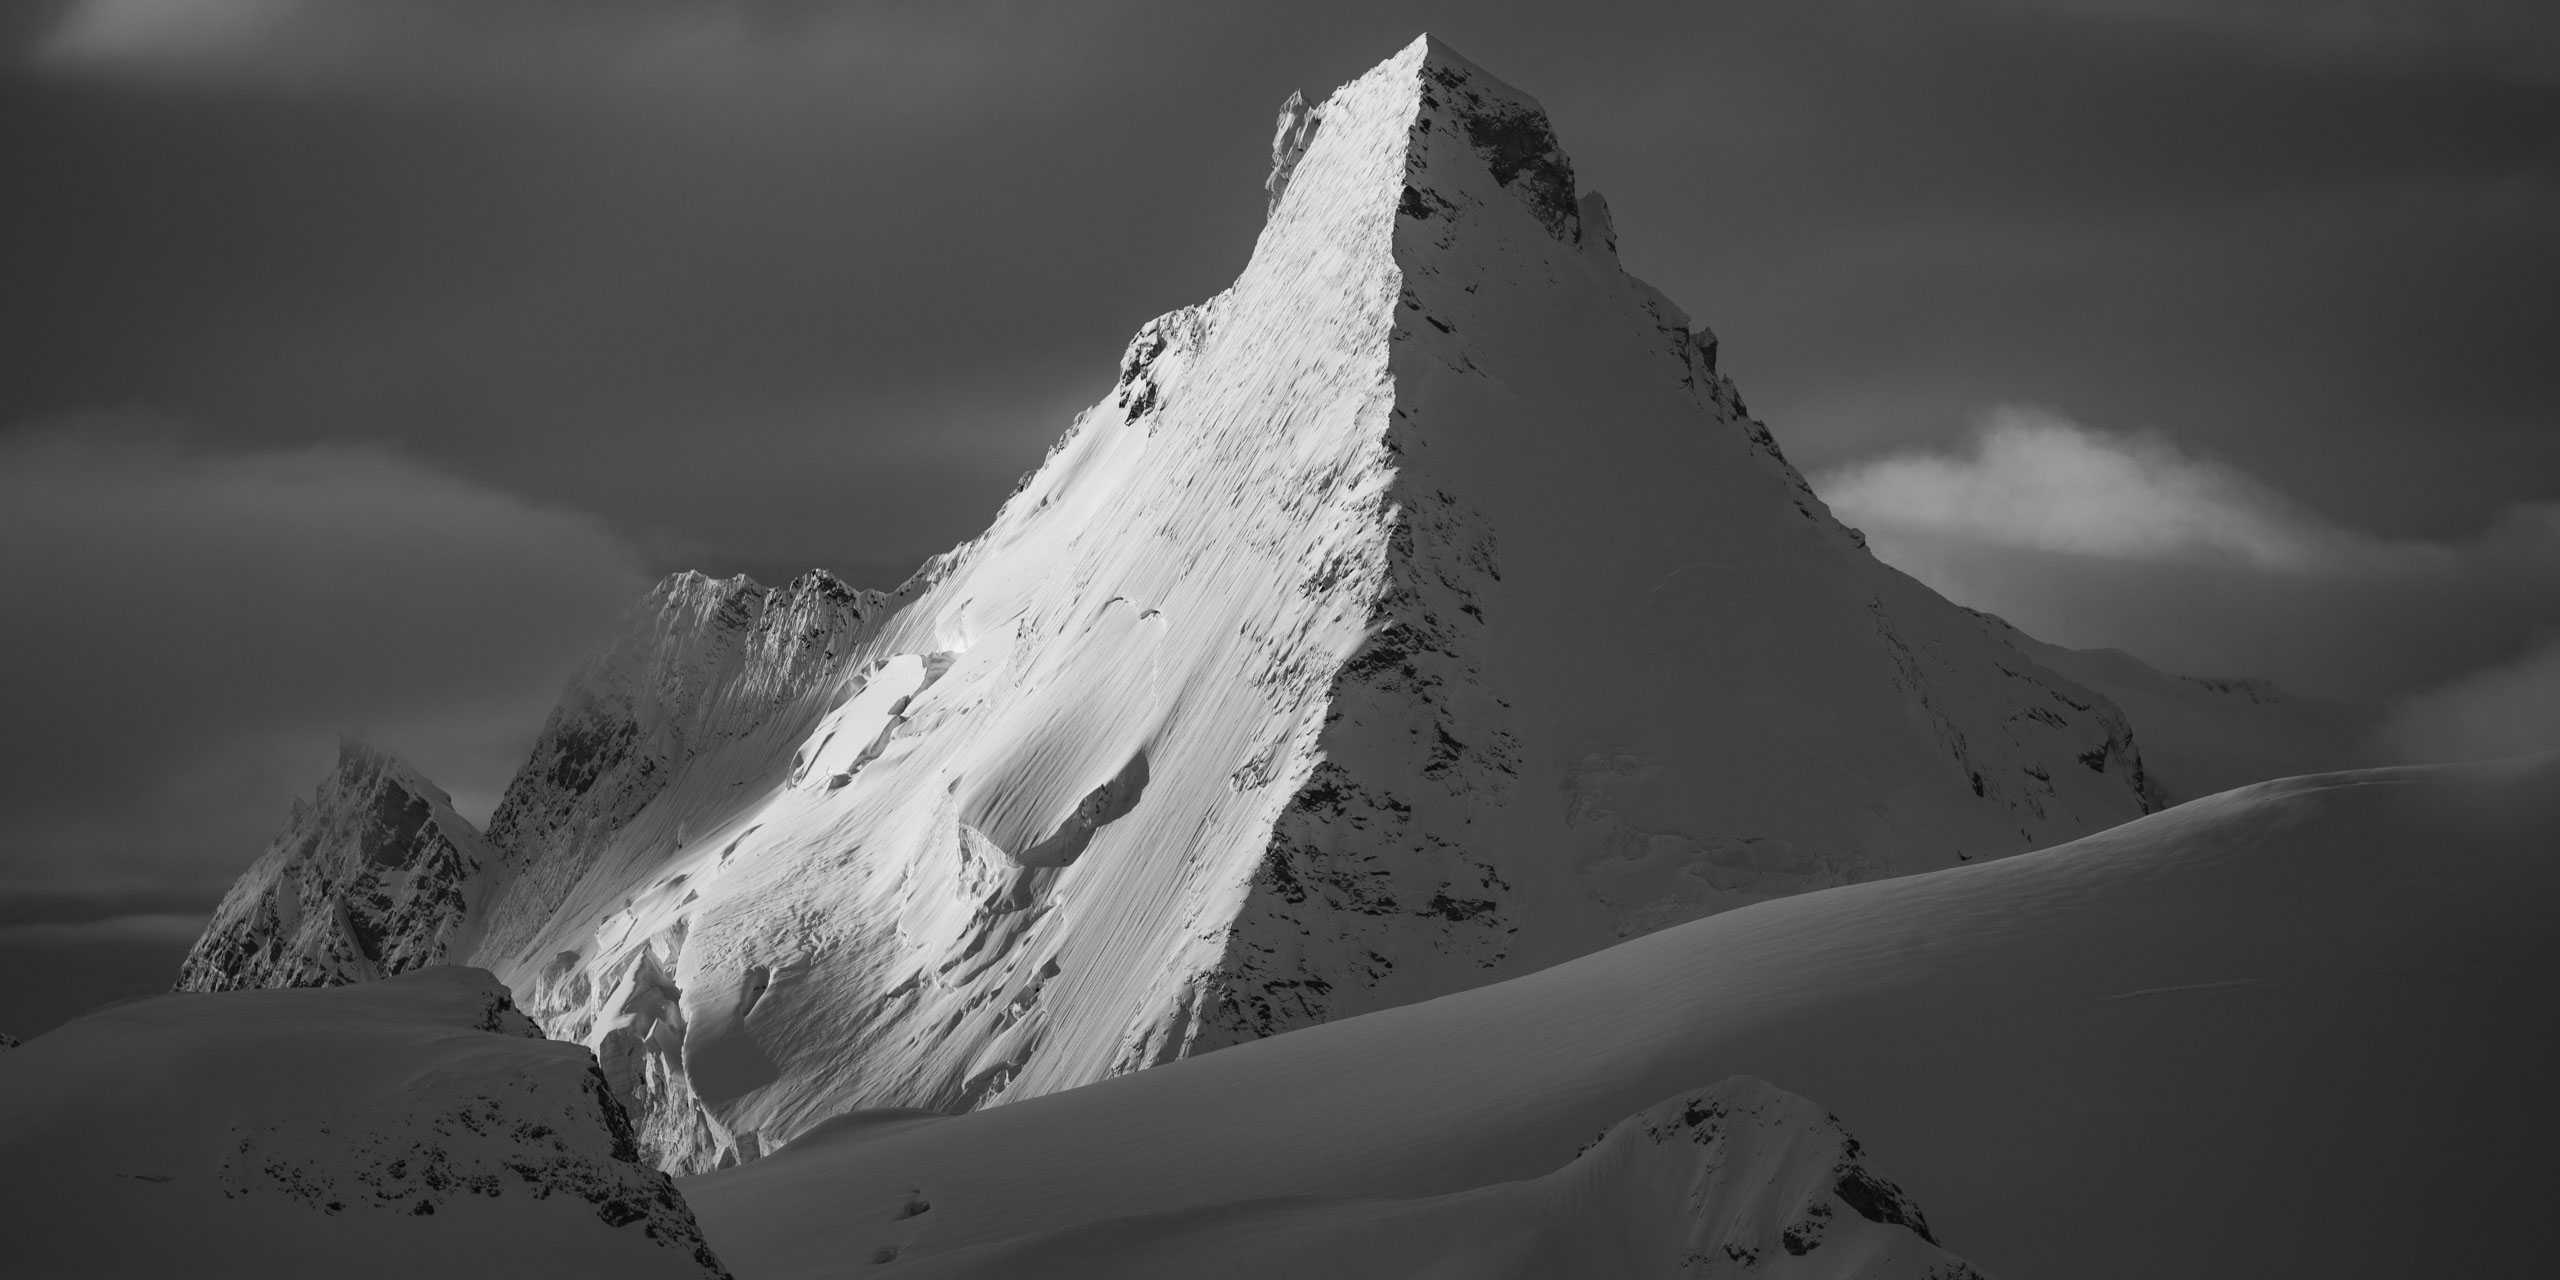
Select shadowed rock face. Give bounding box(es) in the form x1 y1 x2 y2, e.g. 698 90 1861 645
176 740 497 993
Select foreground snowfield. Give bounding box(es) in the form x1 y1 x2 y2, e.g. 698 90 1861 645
685 757 2560 1278
873 1076 1985 1279
0 968 732 1279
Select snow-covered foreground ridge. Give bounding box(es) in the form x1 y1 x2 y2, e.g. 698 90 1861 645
187 35 2173 1170
686 757 2560 1278
0 967 732 1279
862 1077 1988 1279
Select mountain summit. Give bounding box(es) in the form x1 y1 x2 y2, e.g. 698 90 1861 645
188 36 2154 1171
176 739 495 992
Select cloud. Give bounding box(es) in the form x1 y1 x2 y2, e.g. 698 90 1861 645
1999 0 2560 80
0 913 205 948
1814 408 2560 700
2385 634 2560 762
0 880 225 928
0 417 649 895
1815 406 2431 571
24 0 1127 117
34 0 761 89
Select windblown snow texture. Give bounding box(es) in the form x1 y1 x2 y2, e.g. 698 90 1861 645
473 568 887 967
175 739 497 992
0 967 732 1279
190 36 2158 1172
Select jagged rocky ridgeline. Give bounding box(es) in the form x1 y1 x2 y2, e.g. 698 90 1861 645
190 35 2185 1172
0 967 731 1278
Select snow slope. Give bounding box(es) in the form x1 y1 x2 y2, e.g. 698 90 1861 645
684 756 2560 1278
395 35 2159 1172
0 966 731 1279
471 568 887 967
176 739 498 991
877 1077 1985 1280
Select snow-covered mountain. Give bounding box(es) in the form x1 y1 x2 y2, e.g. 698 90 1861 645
175 739 498 992
684 755 2560 1278
189 36 2166 1171
0 966 732 1279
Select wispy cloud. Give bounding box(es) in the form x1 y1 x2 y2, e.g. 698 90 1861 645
0 913 206 948
2386 634 2560 761
35 0 770 87
1815 406 2433 572
1999 0 2560 79
0 416 648 891
26 0 1122 115
1813 407 2560 704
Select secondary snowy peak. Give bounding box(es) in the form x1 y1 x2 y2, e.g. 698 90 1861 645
451 34 2154 1174
175 739 496 992
0 966 730 1278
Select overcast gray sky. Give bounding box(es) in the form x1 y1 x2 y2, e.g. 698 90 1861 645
3 0 2555 1033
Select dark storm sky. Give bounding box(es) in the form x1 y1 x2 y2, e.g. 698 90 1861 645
3 0 2556 1032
